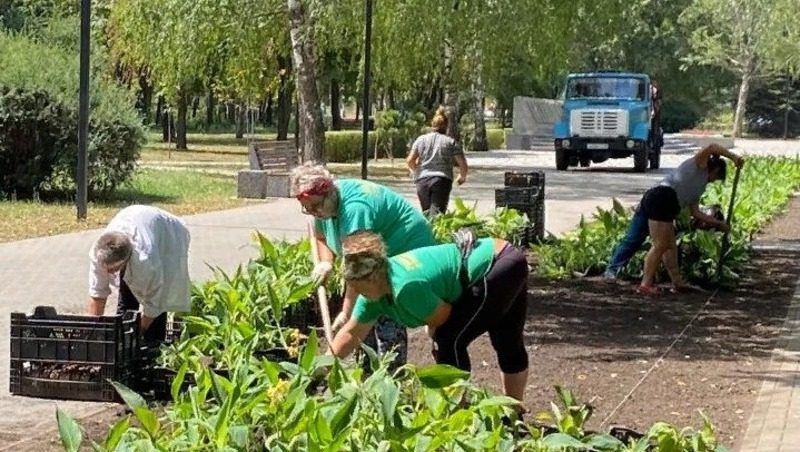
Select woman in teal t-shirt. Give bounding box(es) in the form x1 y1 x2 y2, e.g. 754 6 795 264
290 162 436 370
328 231 530 402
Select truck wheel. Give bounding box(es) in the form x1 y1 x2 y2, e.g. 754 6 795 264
649 147 661 169
633 148 648 172
556 149 569 171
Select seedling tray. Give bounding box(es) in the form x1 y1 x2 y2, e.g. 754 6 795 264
9 308 140 402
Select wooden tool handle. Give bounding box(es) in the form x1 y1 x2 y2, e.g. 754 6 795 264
308 221 334 345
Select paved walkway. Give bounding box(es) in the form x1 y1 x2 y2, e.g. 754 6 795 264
1 142 799 448
738 242 800 452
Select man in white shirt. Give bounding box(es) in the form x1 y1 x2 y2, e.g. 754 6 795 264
87 205 191 341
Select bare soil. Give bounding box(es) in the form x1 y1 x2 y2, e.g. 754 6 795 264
407 198 800 450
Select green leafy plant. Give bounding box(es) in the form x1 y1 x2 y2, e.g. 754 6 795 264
534 157 800 284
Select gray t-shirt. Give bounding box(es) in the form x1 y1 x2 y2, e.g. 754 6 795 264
659 158 709 207
411 132 462 181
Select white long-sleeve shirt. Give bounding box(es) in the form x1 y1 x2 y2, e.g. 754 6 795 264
89 205 191 318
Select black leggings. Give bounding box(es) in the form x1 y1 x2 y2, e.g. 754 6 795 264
434 245 529 374
416 176 453 216
118 272 167 342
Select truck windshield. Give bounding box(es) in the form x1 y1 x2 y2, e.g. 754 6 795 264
566 77 647 100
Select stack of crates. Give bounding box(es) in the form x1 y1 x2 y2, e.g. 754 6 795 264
495 171 545 243
9 308 140 402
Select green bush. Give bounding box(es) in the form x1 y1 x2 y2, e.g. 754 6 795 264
0 87 72 197
0 86 143 198
325 130 408 163
487 128 505 149
0 32 139 125
0 32 143 198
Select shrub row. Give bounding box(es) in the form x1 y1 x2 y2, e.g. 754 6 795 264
324 128 504 163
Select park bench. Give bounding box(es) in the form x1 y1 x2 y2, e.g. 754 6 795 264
237 140 300 198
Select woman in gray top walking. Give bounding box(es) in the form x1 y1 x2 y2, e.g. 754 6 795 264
406 107 469 215
604 143 744 294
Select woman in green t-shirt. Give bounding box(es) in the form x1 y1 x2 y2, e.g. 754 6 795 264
328 231 530 402
290 162 437 370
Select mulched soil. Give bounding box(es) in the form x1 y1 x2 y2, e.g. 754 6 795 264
407 197 800 449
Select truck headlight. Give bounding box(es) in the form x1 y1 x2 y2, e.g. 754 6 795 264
563 139 571 149
626 139 635 149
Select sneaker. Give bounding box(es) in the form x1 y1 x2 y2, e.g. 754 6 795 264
602 270 618 281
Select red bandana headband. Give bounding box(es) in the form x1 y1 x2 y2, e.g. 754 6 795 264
296 178 334 200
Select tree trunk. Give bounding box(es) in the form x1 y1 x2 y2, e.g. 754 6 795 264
355 103 360 121
471 66 488 152
138 72 153 124
732 64 754 138
156 95 164 130
388 87 396 110
206 89 215 128
287 0 326 162
191 97 199 118
330 78 342 130
277 55 292 140
176 91 188 150
235 104 247 139
443 39 460 141
265 94 274 126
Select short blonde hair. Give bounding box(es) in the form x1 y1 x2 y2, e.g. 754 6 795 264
289 161 334 197
342 231 387 280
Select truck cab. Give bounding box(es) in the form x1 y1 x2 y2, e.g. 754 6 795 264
553 71 661 172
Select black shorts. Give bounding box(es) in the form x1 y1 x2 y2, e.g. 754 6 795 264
638 186 680 222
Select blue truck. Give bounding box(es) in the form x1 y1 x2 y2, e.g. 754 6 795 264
553 71 662 172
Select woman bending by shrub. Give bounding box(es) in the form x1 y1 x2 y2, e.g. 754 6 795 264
328 230 530 401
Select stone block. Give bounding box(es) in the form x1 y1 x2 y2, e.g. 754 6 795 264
238 170 268 199
265 172 291 198
237 171 292 198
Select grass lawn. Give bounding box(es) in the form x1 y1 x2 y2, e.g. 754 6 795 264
0 169 252 243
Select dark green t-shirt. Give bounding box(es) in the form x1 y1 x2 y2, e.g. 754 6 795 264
314 179 435 256
352 239 496 328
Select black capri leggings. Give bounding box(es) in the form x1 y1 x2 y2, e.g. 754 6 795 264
434 245 529 374
416 176 453 216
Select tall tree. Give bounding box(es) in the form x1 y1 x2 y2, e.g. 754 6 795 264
680 0 779 137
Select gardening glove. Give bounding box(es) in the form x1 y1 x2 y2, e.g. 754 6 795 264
311 261 333 287
456 174 466 185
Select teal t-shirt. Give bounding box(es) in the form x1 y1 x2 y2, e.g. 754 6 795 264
352 239 496 328
314 179 435 256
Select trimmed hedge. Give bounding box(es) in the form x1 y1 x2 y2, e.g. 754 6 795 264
325 131 408 163
487 128 504 149
325 127 505 163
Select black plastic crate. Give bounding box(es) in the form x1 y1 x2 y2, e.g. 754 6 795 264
495 187 543 206
504 171 545 189
9 308 140 402
283 293 343 334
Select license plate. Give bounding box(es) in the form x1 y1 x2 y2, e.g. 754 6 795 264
587 143 609 150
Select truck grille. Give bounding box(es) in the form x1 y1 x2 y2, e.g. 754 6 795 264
570 109 628 137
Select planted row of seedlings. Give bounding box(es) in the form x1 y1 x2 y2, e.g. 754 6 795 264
51 216 734 450
532 156 800 285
